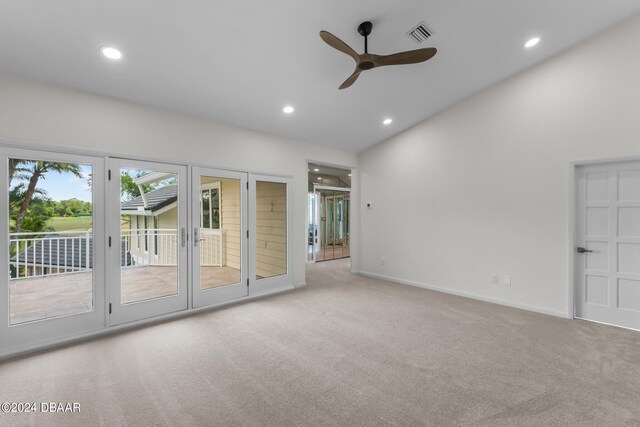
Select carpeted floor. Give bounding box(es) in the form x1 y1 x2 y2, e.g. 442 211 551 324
1 259 640 426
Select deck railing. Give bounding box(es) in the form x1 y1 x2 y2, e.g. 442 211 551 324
9 228 222 280
122 228 178 267
9 230 92 280
122 228 221 267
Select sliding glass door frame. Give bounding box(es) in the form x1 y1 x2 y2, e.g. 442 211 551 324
0 147 106 351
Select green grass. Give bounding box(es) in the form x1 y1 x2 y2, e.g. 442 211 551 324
13 216 130 233
47 216 93 232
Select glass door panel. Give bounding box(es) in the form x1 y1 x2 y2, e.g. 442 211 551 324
255 181 287 279
250 175 292 293
343 193 350 257
335 195 344 245
314 188 351 262
1 148 105 354
108 158 187 325
9 159 95 324
119 167 178 304
192 167 247 308
307 193 317 262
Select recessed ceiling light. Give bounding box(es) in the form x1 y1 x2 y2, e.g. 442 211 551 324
348 173 352 177
383 118 393 126
317 177 322 180
524 37 540 48
101 46 123 60
313 168 319 172
283 106 295 114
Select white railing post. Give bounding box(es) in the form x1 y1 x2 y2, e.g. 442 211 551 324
219 230 223 267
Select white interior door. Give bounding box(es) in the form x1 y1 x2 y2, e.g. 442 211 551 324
108 158 188 325
192 167 248 308
0 147 106 353
575 161 640 330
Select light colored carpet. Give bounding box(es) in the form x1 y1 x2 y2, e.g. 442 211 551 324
1 259 640 426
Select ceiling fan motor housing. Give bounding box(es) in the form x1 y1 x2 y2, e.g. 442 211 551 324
358 61 375 70
357 21 373 37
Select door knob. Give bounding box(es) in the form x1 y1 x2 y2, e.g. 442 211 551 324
577 247 593 253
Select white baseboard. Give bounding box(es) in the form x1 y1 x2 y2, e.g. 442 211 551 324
356 270 571 319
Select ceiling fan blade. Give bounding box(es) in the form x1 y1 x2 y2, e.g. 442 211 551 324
320 31 360 63
339 70 361 90
373 47 437 67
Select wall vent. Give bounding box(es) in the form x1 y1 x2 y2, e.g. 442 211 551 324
407 21 435 43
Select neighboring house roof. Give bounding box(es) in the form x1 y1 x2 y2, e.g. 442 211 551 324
121 185 177 213
10 236 132 268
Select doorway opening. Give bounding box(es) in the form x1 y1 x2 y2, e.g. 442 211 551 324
308 163 351 263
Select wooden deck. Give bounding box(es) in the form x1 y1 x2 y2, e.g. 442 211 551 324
9 266 241 325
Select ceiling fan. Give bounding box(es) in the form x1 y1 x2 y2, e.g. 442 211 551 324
320 21 437 90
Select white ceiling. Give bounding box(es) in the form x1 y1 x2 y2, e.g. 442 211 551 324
1 1 640 153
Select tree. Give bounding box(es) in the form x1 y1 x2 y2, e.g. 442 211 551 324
8 159 32 185
9 184 51 236
9 159 23 183
120 172 155 201
13 161 83 233
19 216 52 234
9 184 48 221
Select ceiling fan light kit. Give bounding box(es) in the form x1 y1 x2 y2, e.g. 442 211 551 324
320 21 437 89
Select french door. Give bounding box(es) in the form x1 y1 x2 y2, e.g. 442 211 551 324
575 161 640 330
0 147 106 352
1 149 293 356
107 158 188 325
192 167 248 307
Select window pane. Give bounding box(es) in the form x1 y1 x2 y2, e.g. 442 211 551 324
201 189 210 229
211 188 220 229
255 181 287 279
120 168 178 304
8 158 94 325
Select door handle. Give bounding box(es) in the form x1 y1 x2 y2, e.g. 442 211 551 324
181 228 186 248
577 247 593 253
193 227 199 247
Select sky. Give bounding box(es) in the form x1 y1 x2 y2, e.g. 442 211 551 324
10 165 176 203
11 164 93 202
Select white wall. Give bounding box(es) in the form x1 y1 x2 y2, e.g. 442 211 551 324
0 72 357 288
358 14 640 316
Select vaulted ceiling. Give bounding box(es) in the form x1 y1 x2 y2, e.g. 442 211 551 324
1 0 639 152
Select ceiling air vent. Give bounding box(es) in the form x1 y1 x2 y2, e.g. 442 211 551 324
407 21 434 43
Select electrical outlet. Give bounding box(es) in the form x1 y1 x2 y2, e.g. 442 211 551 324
381 257 386 266
503 275 511 286
491 275 499 285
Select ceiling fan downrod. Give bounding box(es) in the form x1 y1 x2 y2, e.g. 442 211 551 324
357 21 374 70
